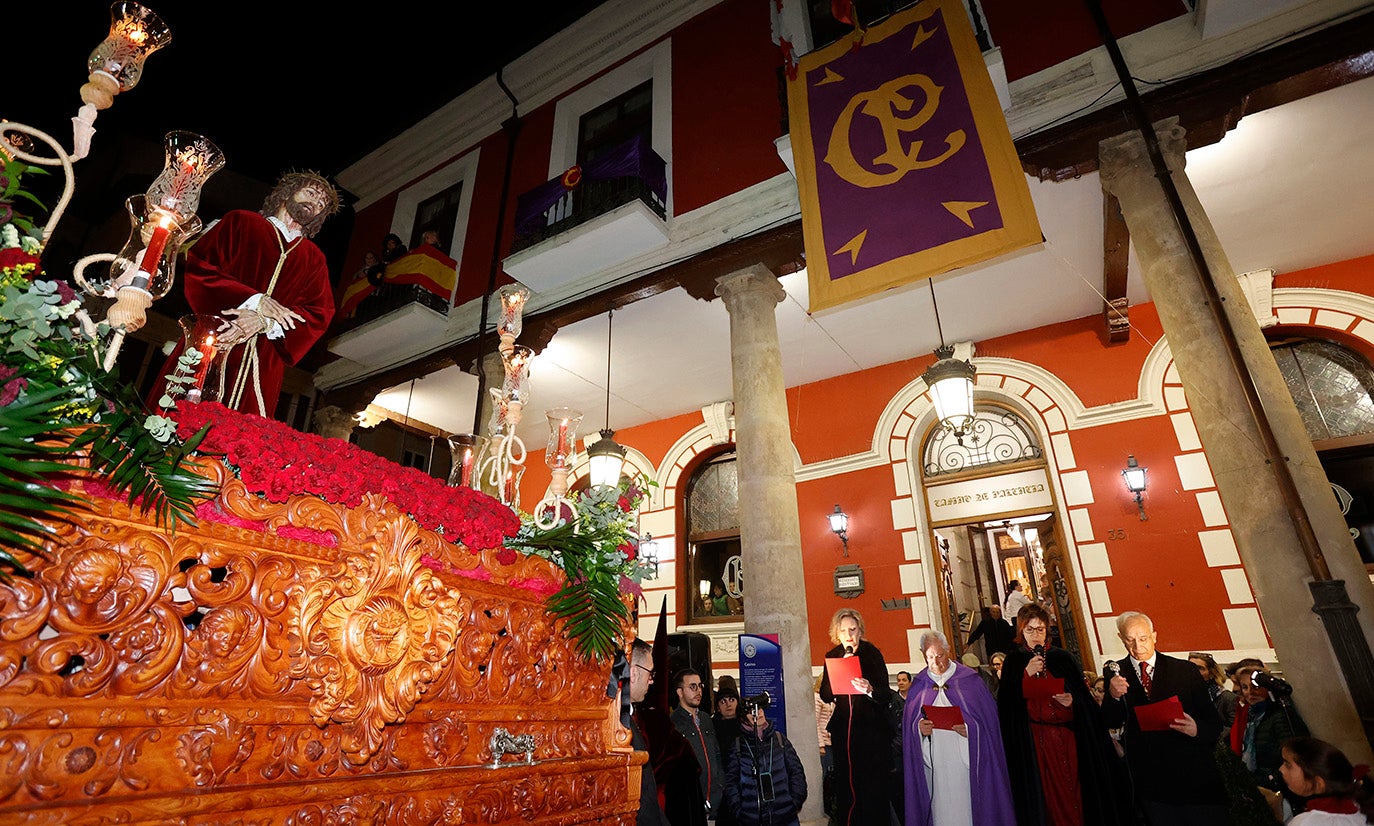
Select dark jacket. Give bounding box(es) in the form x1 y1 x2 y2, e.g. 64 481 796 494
632 716 668 826
635 703 706 826
968 616 1016 657
1101 652 1227 807
672 705 725 816
1233 699 1309 790
999 646 1133 825
722 722 807 826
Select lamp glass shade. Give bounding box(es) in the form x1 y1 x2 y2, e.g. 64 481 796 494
586 429 628 488
828 506 849 535
101 194 201 299
1122 458 1147 493
923 356 977 433
545 407 583 470
172 314 228 404
501 345 534 406
145 131 225 220
497 285 531 338
87 1 172 92
446 433 489 489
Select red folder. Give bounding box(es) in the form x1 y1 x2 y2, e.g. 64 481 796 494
1024 674 1065 700
1133 695 1186 731
825 657 863 694
921 704 965 730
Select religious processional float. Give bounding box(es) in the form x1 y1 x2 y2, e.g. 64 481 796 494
0 4 653 822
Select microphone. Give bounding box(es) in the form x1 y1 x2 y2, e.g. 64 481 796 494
844 645 855 656
1032 644 1046 676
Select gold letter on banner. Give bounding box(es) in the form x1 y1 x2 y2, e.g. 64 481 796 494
788 0 1041 312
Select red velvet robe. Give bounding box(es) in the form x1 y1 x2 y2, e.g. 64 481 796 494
151 210 334 416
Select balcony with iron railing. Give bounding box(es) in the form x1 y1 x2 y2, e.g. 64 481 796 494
503 133 670 295
328 254 454 368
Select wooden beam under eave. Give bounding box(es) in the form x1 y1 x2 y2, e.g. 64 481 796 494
1102 191 1130 344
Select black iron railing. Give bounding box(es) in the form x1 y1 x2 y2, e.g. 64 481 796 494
334 282 449 334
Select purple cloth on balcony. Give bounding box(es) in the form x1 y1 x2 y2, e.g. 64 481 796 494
514 134 666 237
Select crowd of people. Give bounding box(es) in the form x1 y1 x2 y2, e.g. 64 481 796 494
624 600 1371 826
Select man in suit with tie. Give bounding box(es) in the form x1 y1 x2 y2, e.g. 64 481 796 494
1102 611 1227 825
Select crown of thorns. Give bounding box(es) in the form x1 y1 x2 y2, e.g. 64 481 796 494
272 170 341 216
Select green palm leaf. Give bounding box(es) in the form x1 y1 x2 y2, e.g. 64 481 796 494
0 387 82 578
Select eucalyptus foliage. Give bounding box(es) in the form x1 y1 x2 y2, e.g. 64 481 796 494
507 477 658 661
0 161 215 579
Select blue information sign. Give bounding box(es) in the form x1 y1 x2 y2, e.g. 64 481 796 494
738 633 787 736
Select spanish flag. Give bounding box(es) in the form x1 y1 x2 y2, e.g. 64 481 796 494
384 245 458 300
338 245 457 319
339 271 374 318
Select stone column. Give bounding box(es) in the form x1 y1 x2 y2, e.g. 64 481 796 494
472 349 506 437
312 405 356 441
715 265 824 823
1100 118 1374 760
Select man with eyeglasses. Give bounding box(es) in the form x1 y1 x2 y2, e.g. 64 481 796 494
628 639 669 825
672 669 724 820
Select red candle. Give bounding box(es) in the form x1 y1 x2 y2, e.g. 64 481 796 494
460 447 475 487
190 333 217 391
557 418 569 456
137 221 172 278
503 469 517 502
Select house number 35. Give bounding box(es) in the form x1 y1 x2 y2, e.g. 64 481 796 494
1107 529 1128 541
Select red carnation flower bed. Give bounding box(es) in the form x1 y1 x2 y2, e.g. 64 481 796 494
172 402 520 551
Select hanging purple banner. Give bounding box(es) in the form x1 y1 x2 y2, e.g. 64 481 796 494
788 0 1041 311
514 134 667 238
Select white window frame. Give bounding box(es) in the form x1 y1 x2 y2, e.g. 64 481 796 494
548 39 673 220
390 147 481 305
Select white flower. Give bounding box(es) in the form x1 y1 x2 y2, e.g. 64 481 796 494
19 235 40 254
0 225 17 249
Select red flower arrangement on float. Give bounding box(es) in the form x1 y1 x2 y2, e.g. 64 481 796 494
172 401 520 552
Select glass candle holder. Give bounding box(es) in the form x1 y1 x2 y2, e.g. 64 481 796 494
175 314 228 404
545 407 583 470
446 433 488 489
501 345 534 409
501 464 526 509
86 2 172 94
497 285 530 348
146 131 225 220
97 194 201 300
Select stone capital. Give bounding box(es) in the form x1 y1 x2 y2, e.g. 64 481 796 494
312 405 357 441
715 264 786 310
1098 116 1188 197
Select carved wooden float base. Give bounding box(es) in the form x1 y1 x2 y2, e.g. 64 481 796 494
0 460 639 824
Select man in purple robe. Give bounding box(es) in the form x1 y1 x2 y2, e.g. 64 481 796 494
904 629 1016 826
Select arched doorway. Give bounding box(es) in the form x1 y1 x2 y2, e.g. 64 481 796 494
919 403 1094 670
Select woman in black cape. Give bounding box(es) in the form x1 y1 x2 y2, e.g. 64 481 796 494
998 603 1132 825
819 607 893 826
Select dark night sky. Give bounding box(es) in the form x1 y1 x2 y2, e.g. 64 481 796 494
14 1 609 184
11 0 610 289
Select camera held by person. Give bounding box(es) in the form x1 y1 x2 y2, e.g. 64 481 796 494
740 692 771 718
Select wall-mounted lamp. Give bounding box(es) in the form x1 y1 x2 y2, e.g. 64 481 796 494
639 533 659 579
1122 455 1148 521
828 504 850 557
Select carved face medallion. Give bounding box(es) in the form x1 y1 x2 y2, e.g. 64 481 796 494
345 596 411 673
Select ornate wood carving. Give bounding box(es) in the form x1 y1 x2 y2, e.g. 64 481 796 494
0 458 638 823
